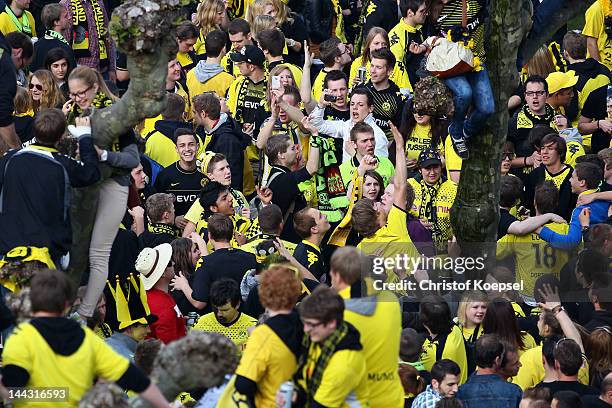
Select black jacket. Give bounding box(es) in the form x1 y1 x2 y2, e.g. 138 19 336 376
0 34 16 128
0 139 100 260
199 114 250 192
303 0 334 44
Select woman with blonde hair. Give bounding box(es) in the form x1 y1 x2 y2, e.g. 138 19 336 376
14 86 34 145
247 0 305 65
265 64 296 108
456 290 487 376
349 27 389 86
28 70 64 113
193 0 227 55
66 66 140 323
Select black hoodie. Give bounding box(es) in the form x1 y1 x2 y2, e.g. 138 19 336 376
0 33 16 128
148 119 192 144
198 113 251 192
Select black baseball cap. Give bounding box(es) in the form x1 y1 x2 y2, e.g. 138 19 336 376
418 148 442 167
230 45 265 67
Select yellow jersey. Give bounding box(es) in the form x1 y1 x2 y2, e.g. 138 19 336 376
405 123 432 162
497 222 573 299
584 1 612 70
192 312 257 355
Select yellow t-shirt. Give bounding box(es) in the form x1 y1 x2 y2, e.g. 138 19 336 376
342 291 405 408
186 68 235 107
420 324 469 384
512 344 590 390
231 323 299 408
443 135 463 180
584 1 612 70
3 322 129 407
497 222 573 299
0 9 36 37
357 205 421 261
405 123 432 162
192 312 257 355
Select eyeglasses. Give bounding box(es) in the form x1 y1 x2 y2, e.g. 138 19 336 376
502 152 516 160
301 318 325 329
167 261 175 268
29 83 43 91
525 90 546 97
69 85 93 99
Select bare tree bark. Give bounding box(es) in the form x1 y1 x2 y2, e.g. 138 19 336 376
68 0 183 281
450 0 591 280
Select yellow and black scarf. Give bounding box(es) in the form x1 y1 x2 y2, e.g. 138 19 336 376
299 321 349 398
70 0 108 63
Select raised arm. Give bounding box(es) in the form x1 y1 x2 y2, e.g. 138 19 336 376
538 284 584 353
300 41 317 113
390 122 407 210
302 117 321 176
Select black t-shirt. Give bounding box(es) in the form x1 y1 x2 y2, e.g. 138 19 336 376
172 273 201 316
293 240 327 283
365 80 405 141
137 223 180 249
280 14 308 67
536 380 599 398
498 208 518 240
245 278 320 318
581 86 610 153
583 395 612 408
153 162 204 216
267 165 312 243
192 248 257 313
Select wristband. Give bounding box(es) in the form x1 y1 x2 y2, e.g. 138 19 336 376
552 305 564 315
597 120 600 129
524 156 528 167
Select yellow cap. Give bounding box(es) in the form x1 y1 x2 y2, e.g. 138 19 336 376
546 70 578 94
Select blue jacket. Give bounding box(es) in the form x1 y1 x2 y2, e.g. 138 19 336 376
539 200 609 250
457 373 522 408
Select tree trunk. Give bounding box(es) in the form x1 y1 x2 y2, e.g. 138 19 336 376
67 0 182 281
450 0 591 281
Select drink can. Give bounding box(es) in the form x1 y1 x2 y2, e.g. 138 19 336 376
186 312 199 328
358 66 367 82
279 381 294 408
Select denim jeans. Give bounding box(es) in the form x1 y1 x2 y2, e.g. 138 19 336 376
443 68 495 141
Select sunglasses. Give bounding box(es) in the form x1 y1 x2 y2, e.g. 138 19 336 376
29 83 43 91
411 105 430 116
503 152 516 160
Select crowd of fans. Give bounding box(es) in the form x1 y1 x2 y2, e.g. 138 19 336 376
0 0 611 406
